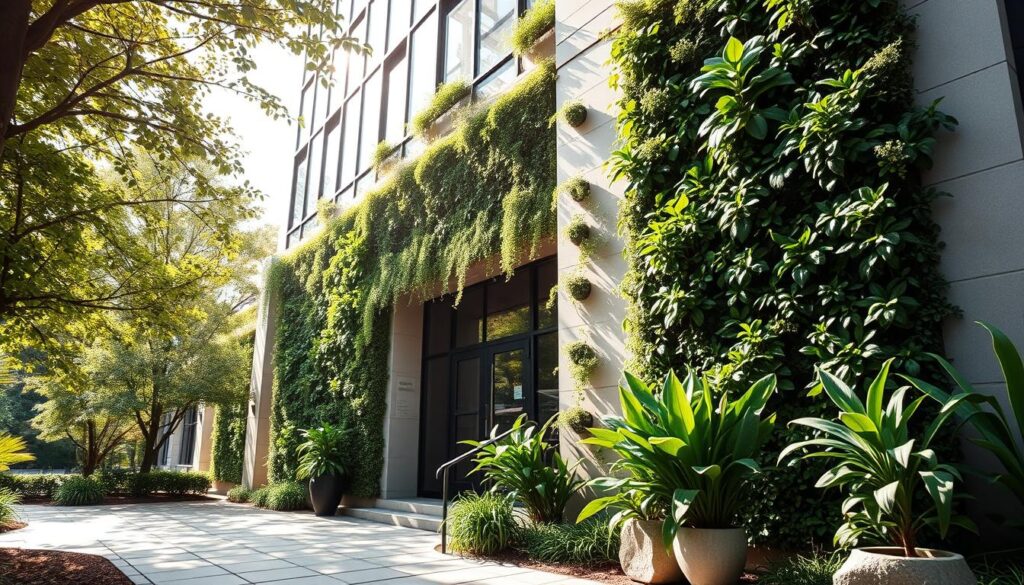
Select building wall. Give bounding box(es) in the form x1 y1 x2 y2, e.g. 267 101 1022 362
153 406 212 472
553 0 626 483
910 0 1024 544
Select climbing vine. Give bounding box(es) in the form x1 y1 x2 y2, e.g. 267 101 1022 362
610 0 955 547
267 62 557 497
210 329 255 485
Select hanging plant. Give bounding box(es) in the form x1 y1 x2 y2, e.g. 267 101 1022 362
560 100 588 128
558 406 593 434
565 340 599 396
560 176 590 202
511 0 555 56
565 214 596 261
564 273 592 301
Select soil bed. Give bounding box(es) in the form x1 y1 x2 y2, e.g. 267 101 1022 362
22 494 217 506
439 547 760 584
0 521 27 534
0 548 133 585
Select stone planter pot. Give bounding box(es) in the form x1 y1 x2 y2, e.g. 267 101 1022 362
525 28 555 67
619 519 683 584
308 474 344 516
672 527 747 585
833 547 976 585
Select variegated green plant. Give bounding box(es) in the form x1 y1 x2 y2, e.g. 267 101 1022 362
781 360 976 557
905 321 1024 513
577 370 776 546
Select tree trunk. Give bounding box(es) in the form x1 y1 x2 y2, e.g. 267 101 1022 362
138 403 163 473
81 420 97 476
0 0 30 157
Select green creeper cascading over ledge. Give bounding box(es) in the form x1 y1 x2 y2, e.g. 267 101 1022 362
610 0 956 547
266 61 557 497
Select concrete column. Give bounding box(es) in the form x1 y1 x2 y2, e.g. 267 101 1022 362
195 404 215 473
553 0 627 485
380 297 425 499
243 270 278 489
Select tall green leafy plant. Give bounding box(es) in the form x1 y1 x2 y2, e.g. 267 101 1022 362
0 433 34 472
464 415 583 524
296 422 349 480
905 322 1024 511
781 361 975 556
578 370 776 544
611 0 956 547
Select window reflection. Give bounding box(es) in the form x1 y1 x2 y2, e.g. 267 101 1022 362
341 92 360 185
358 70 382 172
475 59 515 101
408 13 438 120
384 54 408 143
322 123 340 198
305 132 323 209
479 0 516 74
368 0 388 62
445 0 473 82
291 153 308 228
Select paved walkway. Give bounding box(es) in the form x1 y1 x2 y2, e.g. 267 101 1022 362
0 501 598 585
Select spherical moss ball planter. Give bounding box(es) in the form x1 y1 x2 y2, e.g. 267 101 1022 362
561 176 591 203
564 274 592 301
566 215 591 246
561 100 588 128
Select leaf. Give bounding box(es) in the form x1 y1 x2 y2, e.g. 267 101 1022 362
671 489 699 525
920 471 953 537
980 321 1024 437
866 359 892 423
724 37 744 63
873 481 899 515
576 496 617 523
747 114 767 140
650 436 686 455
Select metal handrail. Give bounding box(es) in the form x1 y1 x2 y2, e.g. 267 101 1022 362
435 420 537 554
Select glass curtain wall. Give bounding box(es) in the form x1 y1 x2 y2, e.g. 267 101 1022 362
286 0 535 248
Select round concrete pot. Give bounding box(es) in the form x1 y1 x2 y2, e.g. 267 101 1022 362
833 547 976 585
618 519 684 584
672 527 747 585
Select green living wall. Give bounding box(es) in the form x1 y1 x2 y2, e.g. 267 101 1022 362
267 62 556 498
611 0 955 547
211 328 255 485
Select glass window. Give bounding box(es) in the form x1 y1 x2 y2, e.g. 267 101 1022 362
486 270 530 340
444 0 473 82
368 0 387 62
347 15 367 91
455 286 484 346
408 12 438 120
537 258 557 329
426 298 452 354
413 0 433 22
290 153 308 228
419 356 450 494
323 122 340 197
298 82 314 143
178 407 198 466
358 69 382 172
384 54 408 143
341 92 361 185
475 58 514 100
536 332 559 426
478 0 515 74
312 80 325 128
387 0 411 50
306 131 324 209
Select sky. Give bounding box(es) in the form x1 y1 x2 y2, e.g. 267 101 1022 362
204 43 306 249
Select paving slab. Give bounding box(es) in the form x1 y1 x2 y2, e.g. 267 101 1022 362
0 500 584 584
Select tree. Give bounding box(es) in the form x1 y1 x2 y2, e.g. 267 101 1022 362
0 0 359 356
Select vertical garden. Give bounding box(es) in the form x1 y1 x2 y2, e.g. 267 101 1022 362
610 0 956 547
264 62 557 498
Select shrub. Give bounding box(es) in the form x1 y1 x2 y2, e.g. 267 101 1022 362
370 141 396 172
464 415 582 524
253 481 307 511
518 519 619 564
0 474 66 499
226 485 252 503
410 79 471 137
445 492 518 555
96 469 136 496
560 176 590 202
759 552 845 585
563 274 591 301
296 422 349 480
54 476 105 506
511 0 554 55
559 100 587 128
131 471 211 497
0 488 20 524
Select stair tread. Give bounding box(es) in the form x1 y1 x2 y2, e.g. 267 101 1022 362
343 506 440 520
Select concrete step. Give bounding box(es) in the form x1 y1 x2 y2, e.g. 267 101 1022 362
340 506 442 532
374 498 444 517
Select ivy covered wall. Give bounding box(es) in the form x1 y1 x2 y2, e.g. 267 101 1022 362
266 62 557 498
610 0 955 547
210 329 255 485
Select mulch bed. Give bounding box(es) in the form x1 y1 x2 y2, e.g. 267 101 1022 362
0 521 27 534
0 548 133 585
441 548 760 584
21 494 217 506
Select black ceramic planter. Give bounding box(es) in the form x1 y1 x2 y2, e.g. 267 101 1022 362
308 474 344 516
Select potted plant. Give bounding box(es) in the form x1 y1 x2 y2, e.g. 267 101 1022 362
579 370 777 585
296 422 349 516
781 361 977 584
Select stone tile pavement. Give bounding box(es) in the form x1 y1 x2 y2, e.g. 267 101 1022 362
0 501 600 585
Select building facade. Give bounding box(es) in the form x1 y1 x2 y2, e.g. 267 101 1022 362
244 0 1024 543
153 405 215 474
